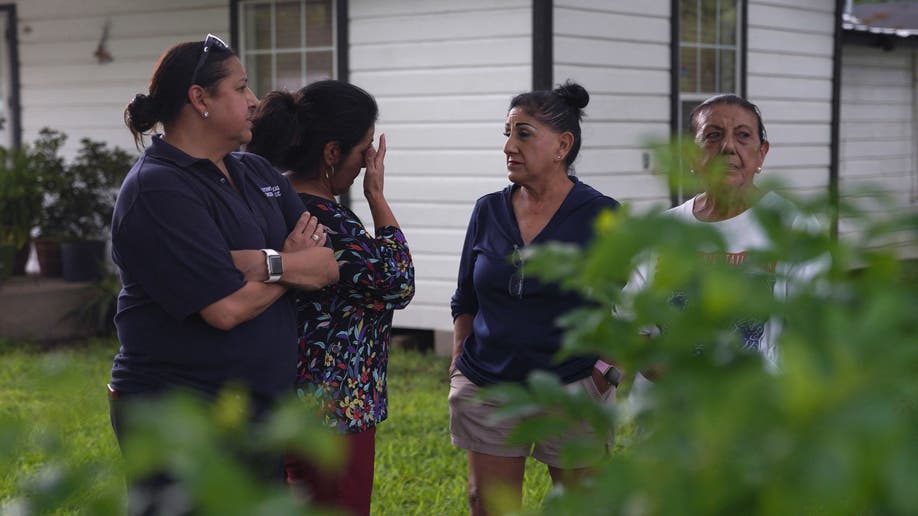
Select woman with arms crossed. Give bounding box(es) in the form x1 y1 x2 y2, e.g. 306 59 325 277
449 81 621 516
110 35 338 514
248 80 414 516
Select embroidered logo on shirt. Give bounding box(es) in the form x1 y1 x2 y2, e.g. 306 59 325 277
261 185 282 198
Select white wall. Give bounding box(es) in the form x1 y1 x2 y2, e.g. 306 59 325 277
553 0 673 212
747 0 835 196
347 0 532 331
839 44 918 255
16 0 229 159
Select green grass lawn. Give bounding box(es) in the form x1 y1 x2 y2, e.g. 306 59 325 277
0 339 551 514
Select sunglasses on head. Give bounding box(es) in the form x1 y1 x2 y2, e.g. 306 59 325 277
190 33 229 86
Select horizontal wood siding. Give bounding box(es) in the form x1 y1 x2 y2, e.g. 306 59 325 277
347 0 531 330
553 0 673 210
747 1 835 198
839 45 918 254
16 0 229 159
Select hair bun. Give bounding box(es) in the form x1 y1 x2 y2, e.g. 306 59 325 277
554 80 589 110
124 93 157 133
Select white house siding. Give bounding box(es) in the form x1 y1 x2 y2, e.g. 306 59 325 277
747 0 835 197
16 0 229 159
553 0 673 213
839 44 918 255
347 0 533 331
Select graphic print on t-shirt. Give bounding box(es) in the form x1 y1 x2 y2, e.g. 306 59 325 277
665 251 777 353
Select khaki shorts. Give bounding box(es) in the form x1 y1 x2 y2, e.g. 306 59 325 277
448 368 615 469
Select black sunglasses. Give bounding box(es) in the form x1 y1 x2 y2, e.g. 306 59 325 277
190 33 229 86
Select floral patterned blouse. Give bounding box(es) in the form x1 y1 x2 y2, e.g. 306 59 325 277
294 193 415 434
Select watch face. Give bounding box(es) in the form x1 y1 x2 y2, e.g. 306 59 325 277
267 254 284 275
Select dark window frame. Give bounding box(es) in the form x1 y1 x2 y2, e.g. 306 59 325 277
0 3 21 149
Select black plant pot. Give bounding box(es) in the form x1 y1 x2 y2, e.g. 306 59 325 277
61 240 106 282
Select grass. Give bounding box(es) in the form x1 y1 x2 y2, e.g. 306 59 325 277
0 339 123 513
0 339 551 514
375 348 551 515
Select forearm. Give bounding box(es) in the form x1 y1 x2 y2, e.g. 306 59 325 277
451 313 473 369
199 281 287 330
278 247 340 290
366 192 399 229
232 248 339 290
231 250 269 282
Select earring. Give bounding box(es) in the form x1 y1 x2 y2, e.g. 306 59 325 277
202 111 209 119
325 165 335 182
756 167 762 174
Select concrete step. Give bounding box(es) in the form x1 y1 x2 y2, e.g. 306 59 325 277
0 276 98 342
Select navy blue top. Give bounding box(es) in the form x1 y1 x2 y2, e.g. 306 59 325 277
109 136 305 414
451 176 619 386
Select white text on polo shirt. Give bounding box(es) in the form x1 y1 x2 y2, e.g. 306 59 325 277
261 185 282 198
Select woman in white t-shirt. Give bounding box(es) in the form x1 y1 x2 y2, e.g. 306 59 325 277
625 94 823 399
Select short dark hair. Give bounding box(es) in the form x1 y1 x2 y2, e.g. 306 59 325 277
508 80 590 170
123 38 236 148
689 94 768 144
248 80 378 179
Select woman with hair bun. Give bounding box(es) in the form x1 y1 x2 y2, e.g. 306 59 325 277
448 81 621 514
248 80 414 516
110 35 339 512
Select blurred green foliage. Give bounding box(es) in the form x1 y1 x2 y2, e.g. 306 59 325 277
488 140 918 515
2 135 917 514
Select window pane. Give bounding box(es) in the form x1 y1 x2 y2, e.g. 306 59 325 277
680 47 698 93
252 54 273 98
719 49 735 92
276 52 302 91
700 0 718 44
699 48 717 92
244 3 272 50
679 0 698 43
276 2 302 49
305 51 333 83
306 0 333 47
719 2 737 45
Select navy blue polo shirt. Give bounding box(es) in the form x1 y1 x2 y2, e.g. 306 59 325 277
451 177 620 386
109 136 305 414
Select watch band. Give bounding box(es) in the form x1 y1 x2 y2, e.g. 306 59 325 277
594 359 622 387
261 249 283 283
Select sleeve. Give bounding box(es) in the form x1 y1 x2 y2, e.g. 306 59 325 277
112 186 244 321
450 200 481 320
321 206 415 311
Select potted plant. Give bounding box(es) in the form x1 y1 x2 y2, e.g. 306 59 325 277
41 133 133 281
0 143 41 282
33 128 68 276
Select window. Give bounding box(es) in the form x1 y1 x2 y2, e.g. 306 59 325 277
674 0 743 201
237 0 337 98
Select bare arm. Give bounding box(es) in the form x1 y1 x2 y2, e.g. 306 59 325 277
199 281 287 330
363 133 399 229
451 313 473 372
231 211 339 290
231 247 339 290
206 212 339 330
204 246 338 330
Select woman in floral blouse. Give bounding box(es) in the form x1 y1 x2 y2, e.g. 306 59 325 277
248 80 414 516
